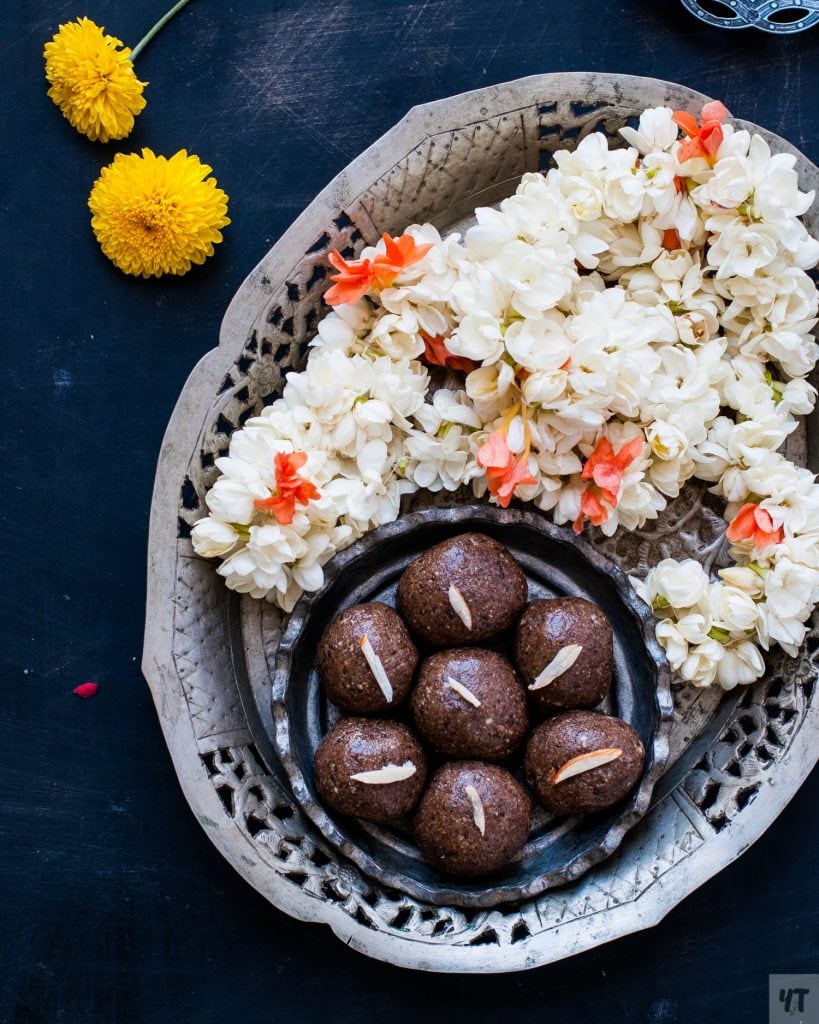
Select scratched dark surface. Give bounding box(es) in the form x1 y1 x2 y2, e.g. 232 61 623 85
3 1 819 1022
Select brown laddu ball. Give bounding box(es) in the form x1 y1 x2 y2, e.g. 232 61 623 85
524 710 645 815
397 532 527 647
314 718 427 825
513 597 613 715
316 602 418 714
410 648 529 761
413 762 532 876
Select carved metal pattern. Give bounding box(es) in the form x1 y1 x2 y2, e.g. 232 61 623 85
145 74 819 971
684 632 819 830
681 0 819 33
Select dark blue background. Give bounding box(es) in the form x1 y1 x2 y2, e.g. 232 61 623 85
4 2 819 1021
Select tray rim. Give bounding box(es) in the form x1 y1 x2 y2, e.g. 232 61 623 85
142 71 819 972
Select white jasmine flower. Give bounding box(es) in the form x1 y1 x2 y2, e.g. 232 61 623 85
764 557 819 620
465 361 516 420
619 106 679 154
645 419 688 462
205 478 259 525
642 557 711 611
191 518 242 558
404 425 472 491
742 324 819 379
602 146 644 222
779 378 817 417
716 641 766 689
718 565 765 600
429 388 481 429
707 220 782 280
679 638 724 688
603 220 663 271
707 581 759 634
448 311 505 364
496 237 579 318
654 609 712 670
655 619 689 671
503 316 572 372
312 300 373 353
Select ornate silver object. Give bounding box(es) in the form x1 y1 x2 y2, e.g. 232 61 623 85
272 505 672 908
681 0 819 33
143 73 819 972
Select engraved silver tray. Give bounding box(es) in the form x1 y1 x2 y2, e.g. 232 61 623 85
143 73 819 972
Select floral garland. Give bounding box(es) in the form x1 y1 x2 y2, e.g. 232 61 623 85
191 101 819 691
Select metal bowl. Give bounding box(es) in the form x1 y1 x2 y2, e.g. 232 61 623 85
272 505 672 908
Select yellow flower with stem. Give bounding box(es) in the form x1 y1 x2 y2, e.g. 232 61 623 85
89 148 230 278
44 0 194 143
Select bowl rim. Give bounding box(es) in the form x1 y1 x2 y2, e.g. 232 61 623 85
271 503 673 908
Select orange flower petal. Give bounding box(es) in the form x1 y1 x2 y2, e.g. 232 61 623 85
700 100 729 125
580 486 609 527
582 437 615 481
371 233 433 287
477 430 513 471
672 110 699 138
700 123 724 157
613 436 645 470
678 137 705 163
422 334 474 373
325 251 375 305
727 503 763 543
276 451 307 475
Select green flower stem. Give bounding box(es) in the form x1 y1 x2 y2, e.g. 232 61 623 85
130 0 195 61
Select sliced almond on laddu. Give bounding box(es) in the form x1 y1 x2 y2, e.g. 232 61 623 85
350 760 416 784
358 633 394 703
445 675 482 707
550 747 623 785
528 643 583 690
464 784 486 835
447 584 473 630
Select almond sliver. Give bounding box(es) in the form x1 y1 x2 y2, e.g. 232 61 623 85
550 747 623 785
359 633 394 703
350 760 416 784
445 676 482 708
448 584 473 630
528 643 583 691
464 784 486 835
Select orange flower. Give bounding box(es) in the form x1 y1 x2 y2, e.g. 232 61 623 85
661 228 681 251
324 232 433 306
672 100 729 166
324 250 376 306
421 333 474 373
477 429 537 508
726 502 784 548
371 232 433 287
254 451 320 525
582 436 644 501
577 487 609 528
573 435 644 534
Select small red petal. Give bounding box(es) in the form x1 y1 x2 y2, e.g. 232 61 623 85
73 682 99 698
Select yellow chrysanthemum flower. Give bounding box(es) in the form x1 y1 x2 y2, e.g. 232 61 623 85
44 17 147 143
89 149 231 278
